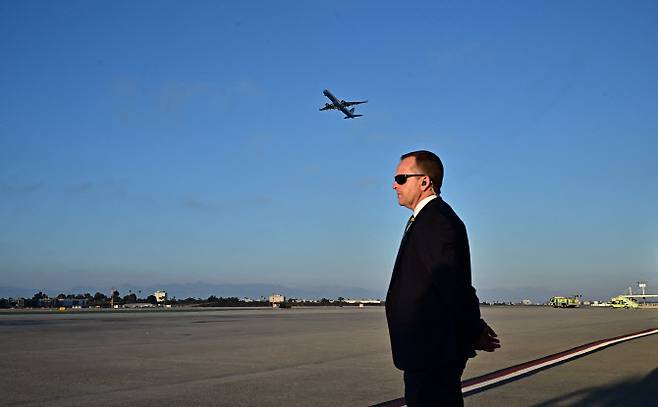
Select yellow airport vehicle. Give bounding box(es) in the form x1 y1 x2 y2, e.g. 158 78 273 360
610 296 639 309
549 296 581 308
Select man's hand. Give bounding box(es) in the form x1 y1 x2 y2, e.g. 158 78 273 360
474 322 501 352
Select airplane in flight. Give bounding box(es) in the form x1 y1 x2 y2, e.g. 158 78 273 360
319 89 367 119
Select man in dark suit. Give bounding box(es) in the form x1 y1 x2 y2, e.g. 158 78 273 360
386 150 500 406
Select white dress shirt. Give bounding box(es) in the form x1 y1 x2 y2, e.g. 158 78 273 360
413 194 437 218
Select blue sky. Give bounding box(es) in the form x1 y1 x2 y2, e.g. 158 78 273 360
1 0 657 300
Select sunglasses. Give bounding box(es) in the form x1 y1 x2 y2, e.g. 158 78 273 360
394 174 425 185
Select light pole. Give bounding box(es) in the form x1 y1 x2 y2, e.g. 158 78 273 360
638 281 647 305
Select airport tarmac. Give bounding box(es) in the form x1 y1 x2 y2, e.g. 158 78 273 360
1 306 657 406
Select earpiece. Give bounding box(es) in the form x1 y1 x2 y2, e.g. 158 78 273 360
421 181 426 186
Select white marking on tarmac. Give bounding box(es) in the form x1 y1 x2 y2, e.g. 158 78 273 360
371 327 658 407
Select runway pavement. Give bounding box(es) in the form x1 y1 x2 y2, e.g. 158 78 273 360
1 306 657 406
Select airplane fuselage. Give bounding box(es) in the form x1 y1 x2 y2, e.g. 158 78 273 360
323 89 341 106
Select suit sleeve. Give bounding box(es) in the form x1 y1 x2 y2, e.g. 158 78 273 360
415 216 485 349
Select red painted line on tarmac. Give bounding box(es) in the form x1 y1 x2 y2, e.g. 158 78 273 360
371 327 658 407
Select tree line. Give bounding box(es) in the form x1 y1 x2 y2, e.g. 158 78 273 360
0 291 161 308
0 292 384 309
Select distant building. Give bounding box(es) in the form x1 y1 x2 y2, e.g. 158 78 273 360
345 299 382 305
269 294 285 307
55 298 88 308
521 299 532 305
155 290 167 303
41 298 55 308
125 303 156 309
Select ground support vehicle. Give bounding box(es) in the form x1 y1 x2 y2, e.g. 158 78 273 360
610 296 639 309
549 296 581 308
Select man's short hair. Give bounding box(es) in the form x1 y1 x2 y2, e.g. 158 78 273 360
400 150 444 194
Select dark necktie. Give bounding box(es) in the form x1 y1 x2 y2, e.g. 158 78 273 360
404 215 415 235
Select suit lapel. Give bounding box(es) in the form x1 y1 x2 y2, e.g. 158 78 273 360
390 216 416 283
390 198 442 283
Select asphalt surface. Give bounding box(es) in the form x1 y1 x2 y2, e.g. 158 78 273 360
1 306 657 406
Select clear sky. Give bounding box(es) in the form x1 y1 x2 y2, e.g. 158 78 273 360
1 0 657 300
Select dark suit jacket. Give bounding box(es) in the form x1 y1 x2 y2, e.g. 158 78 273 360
385 197 484 371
